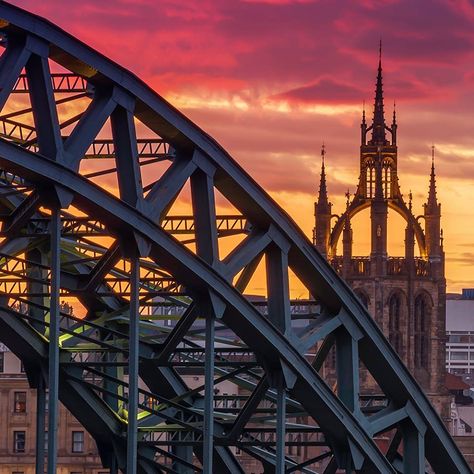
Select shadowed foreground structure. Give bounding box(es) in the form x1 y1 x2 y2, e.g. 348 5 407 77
0 3 470 473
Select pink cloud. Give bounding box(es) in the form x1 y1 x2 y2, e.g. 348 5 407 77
270 78 365 104
5 0 474 291
242 0 315 4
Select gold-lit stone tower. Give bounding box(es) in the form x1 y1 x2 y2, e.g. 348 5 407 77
313 47 448 416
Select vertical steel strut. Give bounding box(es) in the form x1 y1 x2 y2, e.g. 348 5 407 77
127 255 140 474
47 208 60 473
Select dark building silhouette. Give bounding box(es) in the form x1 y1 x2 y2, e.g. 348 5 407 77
313 47 449 417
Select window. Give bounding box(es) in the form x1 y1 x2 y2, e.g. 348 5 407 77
383 162 392 198
71 431 84 453
20 360 25 373
0 352 4 372
451 352 468 361
388 294 402 354
13 431 25 453
366 165 375 198
354 290 369 309
414 294 430 369
44 431 48 453
296 434 302 456
13 392 26 413
288 433 294 455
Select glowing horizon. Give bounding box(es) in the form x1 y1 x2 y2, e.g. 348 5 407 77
9 0 474 293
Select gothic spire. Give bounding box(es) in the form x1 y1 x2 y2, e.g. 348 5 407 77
317 144 330 212
370 40 387 144
426 145 439 213
361 100 368 145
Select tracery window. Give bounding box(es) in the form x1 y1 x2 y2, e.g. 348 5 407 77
354 289 369 309
388 293 402 354
414 294 430 369
383 163 392 198
366 165 375 198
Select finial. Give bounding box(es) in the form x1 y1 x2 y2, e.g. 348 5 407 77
345 189 351 209
362 100 366 121
409 189 413 211
392 100 396 122
316 143 330 210
426 144 438 212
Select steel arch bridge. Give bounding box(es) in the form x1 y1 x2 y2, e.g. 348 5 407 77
0 3 469 474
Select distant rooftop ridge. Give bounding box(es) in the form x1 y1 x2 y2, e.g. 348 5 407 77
447 289 474 300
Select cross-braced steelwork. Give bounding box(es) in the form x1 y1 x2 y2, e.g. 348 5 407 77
0 3 469 474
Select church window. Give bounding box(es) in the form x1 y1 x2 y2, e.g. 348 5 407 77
414 294 430 369
383 164 392 198
366 166 375 198
388 293 402 354
355 289 369 309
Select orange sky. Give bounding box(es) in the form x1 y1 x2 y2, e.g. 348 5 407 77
8 0 474 293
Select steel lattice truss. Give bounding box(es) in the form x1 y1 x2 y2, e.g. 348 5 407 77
0 3 469 474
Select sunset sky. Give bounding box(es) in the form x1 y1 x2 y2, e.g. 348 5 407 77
9 0 474 292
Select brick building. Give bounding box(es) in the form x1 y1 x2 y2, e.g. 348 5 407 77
0 344 107 474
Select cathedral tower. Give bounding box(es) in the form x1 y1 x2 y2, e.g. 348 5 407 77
313 46 448 417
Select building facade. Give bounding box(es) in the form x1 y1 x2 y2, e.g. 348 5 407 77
313 50 449 417
0 344 107 474
446 291 474 376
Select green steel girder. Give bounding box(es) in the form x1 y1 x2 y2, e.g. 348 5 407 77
0 3 469 473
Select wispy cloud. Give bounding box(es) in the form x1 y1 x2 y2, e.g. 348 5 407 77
7 0 474 291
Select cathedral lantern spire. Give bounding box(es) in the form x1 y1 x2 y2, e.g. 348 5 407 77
313 144 332 257
369 41 387 145
312 47 447 412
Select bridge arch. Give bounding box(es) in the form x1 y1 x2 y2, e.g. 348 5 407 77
0 3 466 473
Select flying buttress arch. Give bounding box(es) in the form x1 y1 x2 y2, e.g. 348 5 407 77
330 198 427 257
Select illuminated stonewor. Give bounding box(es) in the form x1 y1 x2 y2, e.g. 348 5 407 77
313 48 449 417
0 3 469 474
